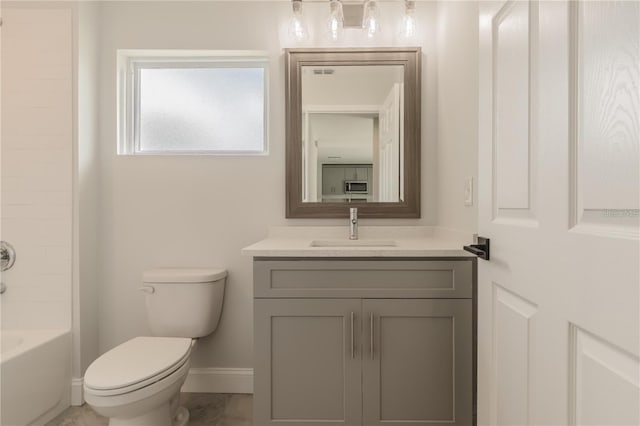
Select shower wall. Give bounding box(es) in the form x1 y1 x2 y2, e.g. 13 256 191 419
1 6 73 331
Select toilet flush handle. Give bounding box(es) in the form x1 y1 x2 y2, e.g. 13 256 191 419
138 285 155 294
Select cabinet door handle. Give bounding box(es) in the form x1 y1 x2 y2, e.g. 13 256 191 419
370 312 374 360
350 311 355 359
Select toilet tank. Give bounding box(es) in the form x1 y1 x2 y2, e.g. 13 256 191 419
141 268 227 338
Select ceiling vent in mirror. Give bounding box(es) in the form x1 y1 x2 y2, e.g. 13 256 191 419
313 68 335 75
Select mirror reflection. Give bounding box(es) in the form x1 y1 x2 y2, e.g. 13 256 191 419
301 65 405 203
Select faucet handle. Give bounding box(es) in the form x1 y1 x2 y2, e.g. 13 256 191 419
349 208 358 240
1 241 16 272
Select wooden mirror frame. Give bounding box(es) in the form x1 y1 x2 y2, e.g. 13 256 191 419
285 47 421 218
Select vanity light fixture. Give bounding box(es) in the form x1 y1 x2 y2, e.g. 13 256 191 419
362 0 379 38
289 0 417 42
289 0 309 41
400 0 417 39
327 0 345 41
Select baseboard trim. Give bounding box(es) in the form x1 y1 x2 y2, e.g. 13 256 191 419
182 367 253 394
71 377 84 406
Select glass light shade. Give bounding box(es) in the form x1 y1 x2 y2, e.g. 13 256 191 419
400 1 417 39
327 0 344 41
362 0 379 38
289 1 309 41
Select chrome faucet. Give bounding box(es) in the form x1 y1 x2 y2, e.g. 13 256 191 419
349 208 358 240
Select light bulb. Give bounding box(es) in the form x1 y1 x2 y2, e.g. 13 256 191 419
327 0 344 41
400 1 417 39
289 0 309 41
362 0 379 39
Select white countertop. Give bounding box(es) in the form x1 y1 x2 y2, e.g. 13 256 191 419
241 226 476 258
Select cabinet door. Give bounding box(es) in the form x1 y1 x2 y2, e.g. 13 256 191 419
322 167 345 195
362 299 472 426
254 299 362 426
344 167 357 180
355 167 369 181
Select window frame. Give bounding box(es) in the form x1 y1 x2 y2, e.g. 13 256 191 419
117 50 270 156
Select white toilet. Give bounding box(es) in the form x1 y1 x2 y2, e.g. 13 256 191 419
83 268 227 426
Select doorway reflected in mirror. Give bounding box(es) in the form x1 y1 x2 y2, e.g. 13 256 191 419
301 65 404 204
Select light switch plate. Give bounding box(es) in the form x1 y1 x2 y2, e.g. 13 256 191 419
464 177 473 206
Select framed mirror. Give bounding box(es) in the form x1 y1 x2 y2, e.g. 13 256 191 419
285 48 421 218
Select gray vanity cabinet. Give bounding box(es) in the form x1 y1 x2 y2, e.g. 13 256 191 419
253 258 475 426
254 299 363 425
362 299 472 426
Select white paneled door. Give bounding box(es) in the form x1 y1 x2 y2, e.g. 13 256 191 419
378 83 402 202
477 1 639 425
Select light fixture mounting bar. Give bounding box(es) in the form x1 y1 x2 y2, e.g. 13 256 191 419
342 3 365 28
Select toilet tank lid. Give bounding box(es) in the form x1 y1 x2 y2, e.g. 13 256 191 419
143 268 227 283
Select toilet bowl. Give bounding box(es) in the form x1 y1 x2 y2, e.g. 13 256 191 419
84 337 193 426
83 268 226 426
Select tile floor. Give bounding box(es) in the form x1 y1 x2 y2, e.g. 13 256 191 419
45 393 252 426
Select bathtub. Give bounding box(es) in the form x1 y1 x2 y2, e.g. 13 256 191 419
1 330 71 426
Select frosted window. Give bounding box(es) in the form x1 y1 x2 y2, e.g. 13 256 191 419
135 65 266 153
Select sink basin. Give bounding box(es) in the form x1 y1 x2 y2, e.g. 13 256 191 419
310 239 397 248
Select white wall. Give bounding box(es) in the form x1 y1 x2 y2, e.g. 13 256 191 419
74 1 101 381
95 0 438 373
436 1 479 234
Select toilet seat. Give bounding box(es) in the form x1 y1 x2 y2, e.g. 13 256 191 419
84 336 193 397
